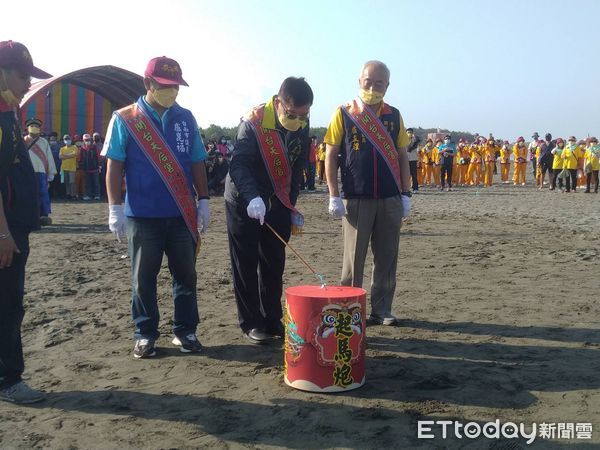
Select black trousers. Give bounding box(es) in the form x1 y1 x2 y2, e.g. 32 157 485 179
226 199 291 332
0 231 29 389
440 164 453 188
565 169 578 192
586 170 599 192
550 168 564 190
409 160 419 191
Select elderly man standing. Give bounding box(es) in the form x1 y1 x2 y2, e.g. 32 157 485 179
325 60 411 326
103 56 210 359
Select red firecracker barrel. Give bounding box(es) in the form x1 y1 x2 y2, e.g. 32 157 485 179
284 285 366 392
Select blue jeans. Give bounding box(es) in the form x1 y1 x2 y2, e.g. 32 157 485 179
126 216 199 340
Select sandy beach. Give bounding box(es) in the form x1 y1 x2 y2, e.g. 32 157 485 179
0 178 599 449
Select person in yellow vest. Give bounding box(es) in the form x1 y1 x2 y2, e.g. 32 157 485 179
534 139 543 187
456 139 470 185
421 139 435 185
451 138 461 185
432 139 442 187
316 142 326 185
58 134 79 200
561 136 581 192
549 138 566 191
583 137 599 193
483 138 497 187
499 140 511 183
467 140 483 186
576 139 587 188
512 137 527 185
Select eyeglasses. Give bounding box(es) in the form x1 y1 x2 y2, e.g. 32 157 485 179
279 100 309 122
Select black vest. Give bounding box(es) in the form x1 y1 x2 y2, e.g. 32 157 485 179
339 104 401 198
0 110 39 232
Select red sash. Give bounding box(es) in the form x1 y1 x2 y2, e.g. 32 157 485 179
343 99 402 194
28 139 49 174
116 104 198 243
244 105 298 213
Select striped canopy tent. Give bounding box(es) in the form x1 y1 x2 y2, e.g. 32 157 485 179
19 65 145 138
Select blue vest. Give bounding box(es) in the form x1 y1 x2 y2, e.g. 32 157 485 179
340 104 401 198
124 100 196 218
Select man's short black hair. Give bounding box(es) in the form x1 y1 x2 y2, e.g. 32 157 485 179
278 77 313 107
406 128 414 133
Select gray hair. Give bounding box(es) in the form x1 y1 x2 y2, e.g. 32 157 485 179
361 60 390 80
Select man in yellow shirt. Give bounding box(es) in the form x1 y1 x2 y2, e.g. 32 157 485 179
325 60 411 326
58 134 79 200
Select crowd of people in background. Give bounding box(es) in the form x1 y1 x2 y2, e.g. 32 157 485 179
386 131 599 194
25 123 600 229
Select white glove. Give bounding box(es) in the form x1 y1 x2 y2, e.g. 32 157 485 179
291 211 304 226
401 194 412 218
328 196 345 219
246 196 266 225
196 199 210 234
108 204 126 242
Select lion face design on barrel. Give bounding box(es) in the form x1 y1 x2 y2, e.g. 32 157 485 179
309 302 363 367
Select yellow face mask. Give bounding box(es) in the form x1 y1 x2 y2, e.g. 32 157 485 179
278 114 304 132
359 88 385 105
0 71 19 106
28 126 41 135
151 87 178 108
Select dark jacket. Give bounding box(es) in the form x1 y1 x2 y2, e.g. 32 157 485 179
225 100 309 209
0 110 39 232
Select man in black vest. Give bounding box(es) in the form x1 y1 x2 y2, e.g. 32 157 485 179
225 77 312 344
324 60 412 326
0 40 51 404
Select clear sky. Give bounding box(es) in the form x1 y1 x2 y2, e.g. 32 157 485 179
4 0 599 140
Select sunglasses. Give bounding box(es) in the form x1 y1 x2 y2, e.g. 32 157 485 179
279 100 309 121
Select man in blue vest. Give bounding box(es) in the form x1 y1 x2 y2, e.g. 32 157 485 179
0 40 51 404
325 60 411 326
103 56 210 359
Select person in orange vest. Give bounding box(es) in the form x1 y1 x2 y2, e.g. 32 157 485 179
467 139 483 185
421 139 435 185
416 140 424 186
456 139 470 185
483 138 497 187
512 137 528 185
499 140 511 183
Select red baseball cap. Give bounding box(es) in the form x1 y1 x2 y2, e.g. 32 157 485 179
0 41 51 79
144 56 188 86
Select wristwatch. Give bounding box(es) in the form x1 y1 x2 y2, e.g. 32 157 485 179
401 191 412 198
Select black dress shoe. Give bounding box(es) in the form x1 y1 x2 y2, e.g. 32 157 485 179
266 322 285 338
244 328 271 344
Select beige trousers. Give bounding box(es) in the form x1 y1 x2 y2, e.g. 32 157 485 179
341 196 403 318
